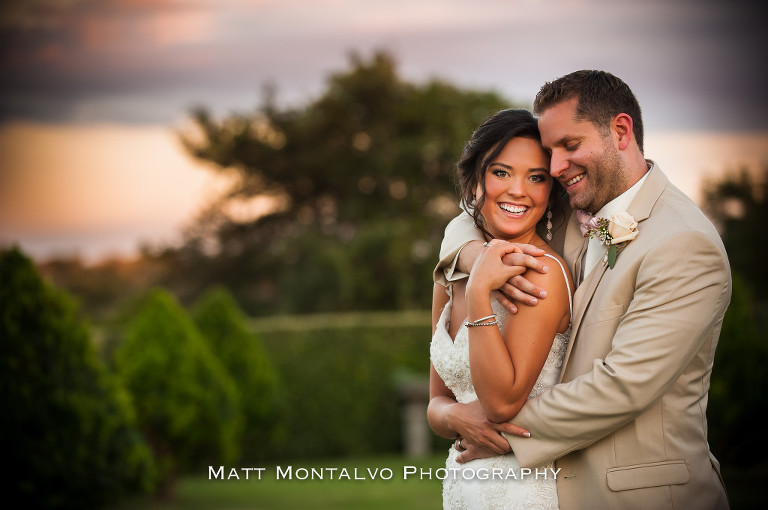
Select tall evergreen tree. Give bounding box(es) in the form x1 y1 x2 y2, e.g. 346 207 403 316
0 247 155 509
114 288 242 495
192 286 282 460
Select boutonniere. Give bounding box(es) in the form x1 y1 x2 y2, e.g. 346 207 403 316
578 210 639 268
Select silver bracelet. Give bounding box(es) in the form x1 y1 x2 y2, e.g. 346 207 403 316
464 314 497 327
464 320 498 327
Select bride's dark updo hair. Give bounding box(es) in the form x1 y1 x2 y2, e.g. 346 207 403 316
456 108 563 239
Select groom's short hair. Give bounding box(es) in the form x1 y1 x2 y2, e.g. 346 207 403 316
533 70 644 153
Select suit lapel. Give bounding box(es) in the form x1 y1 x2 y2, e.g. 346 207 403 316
559 164 669 380
563 209 585 276
572 240 589 285
626 162 667 223
570 253 609 338
559 254 611 381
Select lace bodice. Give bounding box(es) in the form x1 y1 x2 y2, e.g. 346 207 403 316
429 253 571 509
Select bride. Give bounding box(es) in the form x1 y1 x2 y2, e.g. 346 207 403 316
428 109 573 509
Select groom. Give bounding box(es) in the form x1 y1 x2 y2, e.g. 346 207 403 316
435 70 730 510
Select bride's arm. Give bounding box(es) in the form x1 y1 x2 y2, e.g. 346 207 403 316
466 242 571 423
427 283 514 454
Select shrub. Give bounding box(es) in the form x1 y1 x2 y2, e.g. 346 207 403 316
0 247 155 509
192 286 282 461
113 288 242 492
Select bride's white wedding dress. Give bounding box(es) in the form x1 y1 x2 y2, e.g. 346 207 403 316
430 254 571 510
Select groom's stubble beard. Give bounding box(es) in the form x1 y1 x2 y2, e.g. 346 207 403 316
568 136 627 213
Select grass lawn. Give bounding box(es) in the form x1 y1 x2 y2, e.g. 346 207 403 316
113 454 447 510
113 454 766 509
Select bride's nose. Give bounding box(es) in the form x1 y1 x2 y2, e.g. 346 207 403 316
505 176 526 197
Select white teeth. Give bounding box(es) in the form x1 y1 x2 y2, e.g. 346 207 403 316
499 203 528 214
566 174 585 186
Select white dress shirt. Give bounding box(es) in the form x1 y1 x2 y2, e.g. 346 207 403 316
582 166 651 281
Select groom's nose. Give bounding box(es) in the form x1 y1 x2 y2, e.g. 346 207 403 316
549 151 569 178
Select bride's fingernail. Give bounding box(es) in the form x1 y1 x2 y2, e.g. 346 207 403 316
523 432 531 437
539 291 547 298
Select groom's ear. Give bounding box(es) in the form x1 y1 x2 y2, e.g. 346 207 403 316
611 113 634 151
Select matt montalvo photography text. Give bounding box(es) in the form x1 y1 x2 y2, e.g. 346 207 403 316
208 465 562 481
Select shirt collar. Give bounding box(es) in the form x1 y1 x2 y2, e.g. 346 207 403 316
595 162 652 219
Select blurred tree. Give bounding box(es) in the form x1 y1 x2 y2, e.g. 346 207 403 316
702 166 768 468
39 255 167 323
192 286 282 461
0 247 156 509
168 50 513 315
702 166 768 299
707 273 768 466
113 288 242 498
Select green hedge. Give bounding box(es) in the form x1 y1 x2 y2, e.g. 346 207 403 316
251 311 439 461
250 304 758 467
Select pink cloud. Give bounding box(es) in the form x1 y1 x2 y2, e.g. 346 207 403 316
137 9 217 48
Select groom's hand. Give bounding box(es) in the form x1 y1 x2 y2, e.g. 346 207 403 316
459 240 549 313
455 420 531 463
450 401 531 463
455 439 499 464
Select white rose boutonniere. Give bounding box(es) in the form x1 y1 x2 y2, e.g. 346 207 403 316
608 211 639 245
581 211 639 268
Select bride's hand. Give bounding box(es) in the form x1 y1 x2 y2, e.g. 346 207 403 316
467 241 529 298
468 240 549 312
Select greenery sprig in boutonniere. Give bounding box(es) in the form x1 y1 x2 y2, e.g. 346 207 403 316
579 211 639 268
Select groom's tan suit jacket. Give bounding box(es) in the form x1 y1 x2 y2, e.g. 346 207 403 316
436 164 731 510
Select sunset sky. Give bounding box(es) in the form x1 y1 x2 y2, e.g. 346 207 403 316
1 0 766 261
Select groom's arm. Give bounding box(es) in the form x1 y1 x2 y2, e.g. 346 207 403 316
505 230 730 467
434 211 484 286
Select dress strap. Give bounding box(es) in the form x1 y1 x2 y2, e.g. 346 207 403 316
543 253 573 317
